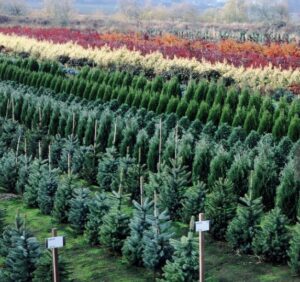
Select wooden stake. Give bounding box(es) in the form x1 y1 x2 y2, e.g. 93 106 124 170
93 119 98 150
51 228 60 282
15 134 21 165
113 122 117 146
154 191 158 218
11 97 15 122
38 141 42 160
48 144 51 171
24 138 27 164
158 118 162 171
140 176 144 205
72 112 75 137
174 123 178 161
39 106 42 128
199 213 205 282
67 153 71 177
138 147 142 165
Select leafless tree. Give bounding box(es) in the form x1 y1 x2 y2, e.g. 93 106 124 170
44 0 74 25
0 0 27 16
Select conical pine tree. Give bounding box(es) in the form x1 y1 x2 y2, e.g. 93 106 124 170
288 222 300 276
68 188 91 234
122 198 153 266
160 217 199 282
205 178 236 240
142 208 174 273
37 166 59 215
24 159 46 208
160 159 190 220
85 192 110 246
253 207 290 263
53 175 77 223
226 192 264 254
99 189 131 254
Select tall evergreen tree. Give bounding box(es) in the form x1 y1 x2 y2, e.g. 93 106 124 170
226 193 263 254
68 188 91 234
97 147 119 192
85 192 110 246
192 139 214 183
0 150 18 193
24 159 46 208
276 159 300 223
252 145 278 210
288 222 300 276
272 113 288 140
99 190 130 254
53 175 77 223
122 198 153 266
253 208 290 263
160 159 190 220
207 148 231 188
37 166 59 215
160 217 199 282
205 178 236 240
288 115 300 142
142 209 174 273
227 153 252 197
181 182 206 223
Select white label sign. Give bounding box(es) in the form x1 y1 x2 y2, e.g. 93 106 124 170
46 236 65 249
195 220 210 232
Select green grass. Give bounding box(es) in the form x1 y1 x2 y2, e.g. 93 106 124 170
1 198 299 282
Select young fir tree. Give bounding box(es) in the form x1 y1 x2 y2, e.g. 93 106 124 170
85 192 111 246
185 100 198 121
0 212 40 281
4 226 41 282
288 115 300 142
251 145 278 210
99 189 131 254
37 166 59 215
160 217 199 282
97 146 119 192
185 80 196 101
253 207 290 263
288 222 300 276
258 110 273 134
205 178 236 240
276 159 300 223
68 188 91 234
226 192 264 254
207 148 232 189
52 175 77 223
181 182 206 223
16 155 32 195
24 159 46 208
160 159 190 220
196 101 209 123
0 211 25 257
227 153 252 197
33 250 70 282
96 110 113 152
192 138 215 183
0 150 18 193
142 208 174 273
243 108 258 133
274 136 293 171
272 113 288 140
122 198 153 266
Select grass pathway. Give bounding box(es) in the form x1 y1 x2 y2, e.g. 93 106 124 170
0 198 298 282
